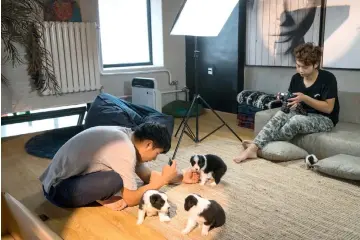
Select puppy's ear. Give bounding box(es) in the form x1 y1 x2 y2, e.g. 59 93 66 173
190 155 195 166
184 195 198 211
198 155 206 167
150 194 161 205
150 194 166 210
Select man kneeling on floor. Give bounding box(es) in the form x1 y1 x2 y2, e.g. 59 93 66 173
39 122 199 211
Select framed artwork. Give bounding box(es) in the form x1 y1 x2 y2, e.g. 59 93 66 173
322 0 360 69
246 0 322 67
44 0 82 22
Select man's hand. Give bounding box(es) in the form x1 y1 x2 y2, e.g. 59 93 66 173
122 172 167 207
161 160 178 184
276 92 281 101
289 103 298 110
182 168 200 184
97 196 128 211
288 92 334 114
288 92 305 106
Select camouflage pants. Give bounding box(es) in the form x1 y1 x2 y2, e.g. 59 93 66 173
253 110 334 149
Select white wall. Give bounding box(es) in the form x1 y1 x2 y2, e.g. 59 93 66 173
244 66 360 94
1 0 186 114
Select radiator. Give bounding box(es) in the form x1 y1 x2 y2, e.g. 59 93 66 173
42 22 101 95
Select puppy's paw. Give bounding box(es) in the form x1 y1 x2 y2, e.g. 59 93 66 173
147 212 157 217
210 182 217 187
181 229 190 235
159 215 171 222
136 219 144 225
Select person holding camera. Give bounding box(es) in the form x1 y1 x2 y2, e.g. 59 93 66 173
40 122 200 211
234 42 339 163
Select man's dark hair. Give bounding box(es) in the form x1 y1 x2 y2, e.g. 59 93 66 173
133 122 171 153
294 42 322 68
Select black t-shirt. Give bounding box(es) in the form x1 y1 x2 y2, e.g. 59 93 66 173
288 69 340 126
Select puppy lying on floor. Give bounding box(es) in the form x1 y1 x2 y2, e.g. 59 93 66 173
137 190 171 225
190 154 227 186
182 194 226 236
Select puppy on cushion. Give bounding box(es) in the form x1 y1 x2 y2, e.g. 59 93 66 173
182 194 226 236
137 190 171 225
190 154 227 186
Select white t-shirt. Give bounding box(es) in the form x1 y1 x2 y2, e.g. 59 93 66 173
40 126 141 193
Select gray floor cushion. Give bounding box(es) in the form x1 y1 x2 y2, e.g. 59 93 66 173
258 141 309 161
313 154 360 180
291 122 360 159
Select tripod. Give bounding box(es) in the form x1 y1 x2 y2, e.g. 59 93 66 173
171 36 243 160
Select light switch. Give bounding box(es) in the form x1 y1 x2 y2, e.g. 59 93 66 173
208 67 213 75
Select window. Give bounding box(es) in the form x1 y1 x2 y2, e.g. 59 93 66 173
1 104 87 138
98 0 153 68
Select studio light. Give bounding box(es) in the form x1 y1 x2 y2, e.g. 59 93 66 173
170 0 242 160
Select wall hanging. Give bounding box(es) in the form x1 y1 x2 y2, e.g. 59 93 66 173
246 0 322 67
322 0 360 69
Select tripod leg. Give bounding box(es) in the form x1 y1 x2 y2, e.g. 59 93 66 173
198 95 243 142
184 122 196 140
172 95 198 160
174 116 186 137
175 115 196 140
174 98 197 137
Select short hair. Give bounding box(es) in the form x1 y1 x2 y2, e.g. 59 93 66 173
133 122 171 153
294 42 322 68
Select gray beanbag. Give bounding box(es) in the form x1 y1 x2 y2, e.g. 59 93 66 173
258 141 309 161
313 154 360 180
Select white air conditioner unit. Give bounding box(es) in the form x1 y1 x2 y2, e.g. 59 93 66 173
131 77 162 112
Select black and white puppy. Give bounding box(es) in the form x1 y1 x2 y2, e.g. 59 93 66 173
182 194 226 236
137 190 171 225
190 154 227 186
305 154 319 169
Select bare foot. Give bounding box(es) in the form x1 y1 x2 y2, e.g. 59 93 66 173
97 196 128 211
242 140 254 149
233 144 258 163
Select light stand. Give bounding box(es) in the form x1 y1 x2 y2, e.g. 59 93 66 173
170 0 243 160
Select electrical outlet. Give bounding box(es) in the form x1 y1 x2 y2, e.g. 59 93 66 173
208 67 213 75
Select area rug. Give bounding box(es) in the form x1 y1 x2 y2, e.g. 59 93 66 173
124 138 360 240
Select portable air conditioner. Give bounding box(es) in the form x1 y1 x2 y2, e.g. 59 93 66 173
131 77 162 112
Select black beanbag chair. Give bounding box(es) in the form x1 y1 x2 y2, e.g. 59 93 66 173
84 93 174 137
25 93 174 159
25 125 84 159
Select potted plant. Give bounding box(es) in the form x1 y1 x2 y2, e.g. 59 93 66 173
1 0 60 94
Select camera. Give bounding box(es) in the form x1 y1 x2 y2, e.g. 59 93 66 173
278 92 295 102
278 91 307 115
168 157 173 166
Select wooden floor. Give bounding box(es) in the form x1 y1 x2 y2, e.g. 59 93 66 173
1 110 254 239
